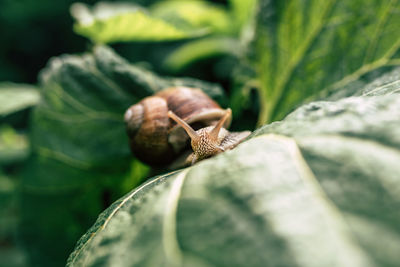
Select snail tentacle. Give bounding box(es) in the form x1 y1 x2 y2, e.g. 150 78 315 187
168 111 199 141
210 108 232 141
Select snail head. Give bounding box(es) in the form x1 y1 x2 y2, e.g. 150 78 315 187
168 109 231 163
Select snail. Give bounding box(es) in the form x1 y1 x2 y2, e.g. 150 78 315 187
124 87 250 167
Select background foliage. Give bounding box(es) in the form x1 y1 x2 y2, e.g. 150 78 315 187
1 0 400 266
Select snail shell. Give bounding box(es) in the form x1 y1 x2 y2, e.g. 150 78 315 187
124 87 231 165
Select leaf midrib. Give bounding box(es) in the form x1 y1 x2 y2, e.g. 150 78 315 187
162 170 189 266
258 0 337 124
363 0 398 64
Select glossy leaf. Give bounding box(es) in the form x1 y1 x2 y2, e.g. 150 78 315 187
67 68 400 267
250 0 400 124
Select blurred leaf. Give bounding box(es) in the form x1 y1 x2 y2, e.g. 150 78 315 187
67 65 400 267
0 126 29 165
229 0 258 31
163 37 240 72
0 247 28 267
0 173 16 243
250 0 400 125
71 2 210 43
32 45 223 178
0 173 16 232
20 45 224 266
158 0 258 74
151 0 233 34
0 172 15 194
0 172 27 267
0 82 40 117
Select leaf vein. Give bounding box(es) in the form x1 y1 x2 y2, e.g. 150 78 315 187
363 0 398 64
163 170 189 266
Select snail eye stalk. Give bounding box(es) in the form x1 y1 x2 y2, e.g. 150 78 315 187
210 108 231 142
168 111 199 141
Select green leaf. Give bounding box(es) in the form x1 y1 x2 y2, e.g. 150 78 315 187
159 1 257 73
229 0 258 31
0 126 29 165
0 172 27 267
251 0 400 125
0 82 40 116
163 37 241 72
71 2 210 43
67 70 400 267
19 45 224 266
151 0 233 35
32 45 223 176
0 172 16 233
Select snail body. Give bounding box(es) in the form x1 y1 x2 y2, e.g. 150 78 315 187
124 87 250 166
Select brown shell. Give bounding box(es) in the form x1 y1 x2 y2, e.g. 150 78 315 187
124 87 230 165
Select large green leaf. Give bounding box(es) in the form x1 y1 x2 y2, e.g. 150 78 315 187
71 1 231 44
66 68 400 266
19 45 224 267
250 0 400 125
